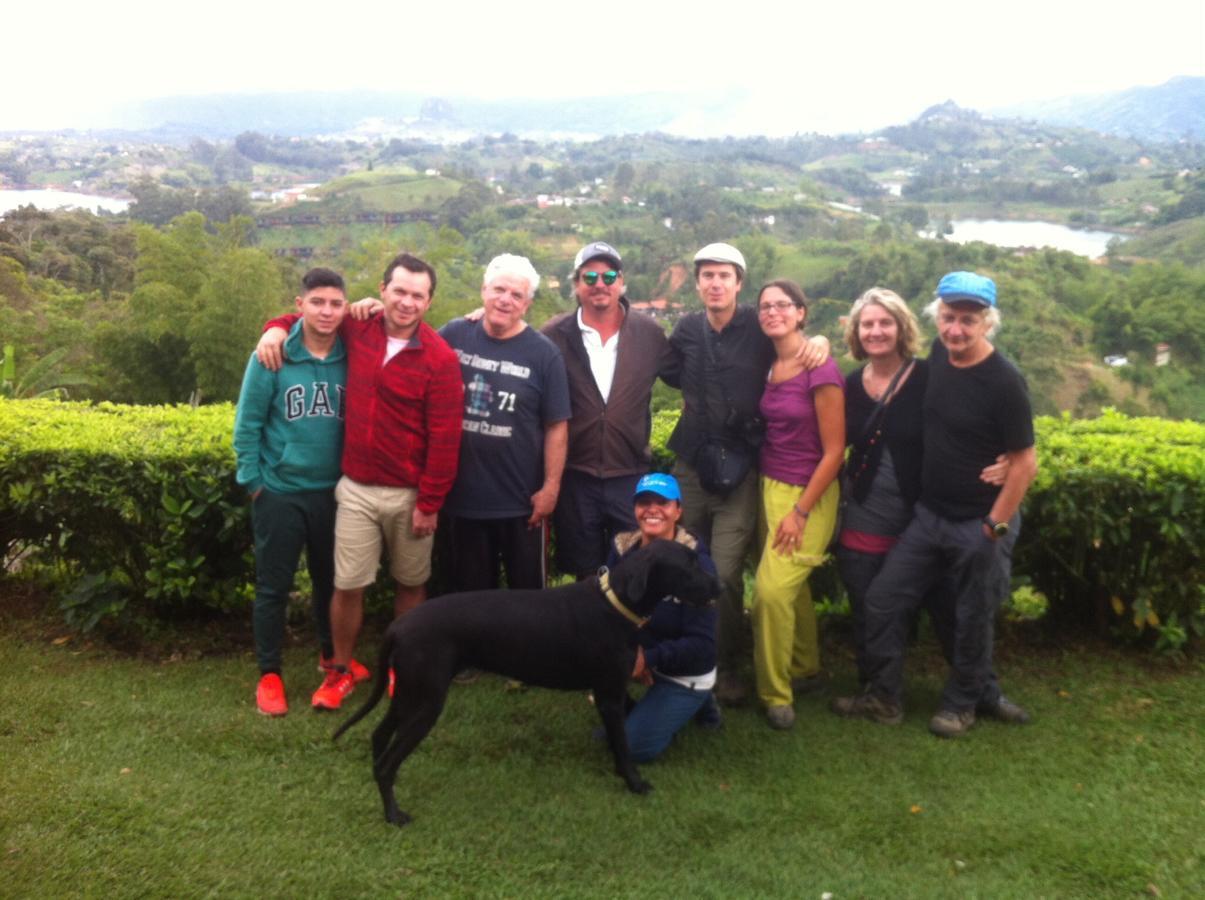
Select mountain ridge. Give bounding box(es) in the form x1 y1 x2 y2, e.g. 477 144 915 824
993 76 1205 141
18 78 1196 145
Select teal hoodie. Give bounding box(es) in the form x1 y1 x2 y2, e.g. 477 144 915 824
233 320 347 495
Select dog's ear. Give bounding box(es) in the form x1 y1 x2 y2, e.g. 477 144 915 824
612 542 654 609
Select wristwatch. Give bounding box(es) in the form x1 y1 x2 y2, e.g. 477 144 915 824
982 516 1009 538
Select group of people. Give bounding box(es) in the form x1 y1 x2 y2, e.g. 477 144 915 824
232 235 1037 754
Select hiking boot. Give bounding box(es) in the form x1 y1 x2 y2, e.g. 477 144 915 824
829 691 904 725
714 672 750 707
765 704 796 730
311 669 355 711
256 673 288 717
320 655 370 684
977 695 1031 724
929 708 976 738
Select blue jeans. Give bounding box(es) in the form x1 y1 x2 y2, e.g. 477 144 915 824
625 676 712 762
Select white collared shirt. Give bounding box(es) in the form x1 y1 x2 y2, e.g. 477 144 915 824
576 307 618 402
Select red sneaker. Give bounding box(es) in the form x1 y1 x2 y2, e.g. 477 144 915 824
319 656 371 684
256 673 288 717
311 669 355 711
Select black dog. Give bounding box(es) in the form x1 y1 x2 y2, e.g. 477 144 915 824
333 539 720 826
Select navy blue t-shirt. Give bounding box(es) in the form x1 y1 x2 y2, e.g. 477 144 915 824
921 340 1034 520
440 320 571 518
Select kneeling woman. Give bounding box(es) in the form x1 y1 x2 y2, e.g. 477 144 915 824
752 280 845 729
604 473 721 762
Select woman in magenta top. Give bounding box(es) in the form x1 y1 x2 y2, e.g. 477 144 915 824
750 279 845 729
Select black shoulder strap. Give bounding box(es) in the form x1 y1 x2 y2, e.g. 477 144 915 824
857 359 914 445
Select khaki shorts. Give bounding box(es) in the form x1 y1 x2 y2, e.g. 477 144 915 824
333 476 433 589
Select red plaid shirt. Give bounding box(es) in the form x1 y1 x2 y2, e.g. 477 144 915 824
267 313 463 513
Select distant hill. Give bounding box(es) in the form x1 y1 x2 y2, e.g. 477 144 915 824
994 77 1205 142
37 79 1205 145
106 90 723 141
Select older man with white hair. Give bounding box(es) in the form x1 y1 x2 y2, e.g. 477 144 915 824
438 254 571 593
832 271 1038 738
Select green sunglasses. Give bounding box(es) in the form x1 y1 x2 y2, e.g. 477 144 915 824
581 270 619 286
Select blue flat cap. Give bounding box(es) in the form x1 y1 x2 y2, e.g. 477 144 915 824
937 271 997 308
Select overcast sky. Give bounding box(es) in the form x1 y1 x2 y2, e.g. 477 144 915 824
9 0 1204 134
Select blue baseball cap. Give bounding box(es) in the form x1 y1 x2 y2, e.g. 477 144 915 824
633 473 682 502
937 271 997 308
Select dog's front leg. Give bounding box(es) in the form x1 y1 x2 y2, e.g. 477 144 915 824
593 687 652 795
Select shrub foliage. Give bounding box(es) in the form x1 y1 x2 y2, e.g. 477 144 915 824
1 399 250 630
1 400 1201 648
1023 411 1203 647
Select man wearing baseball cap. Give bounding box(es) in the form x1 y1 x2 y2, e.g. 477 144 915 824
833 271 1038 738
541 241 673 578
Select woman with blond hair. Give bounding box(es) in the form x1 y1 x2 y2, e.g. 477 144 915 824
831 288 1005 718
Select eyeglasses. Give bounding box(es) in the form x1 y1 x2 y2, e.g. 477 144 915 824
757 300 797 315
581 270 619 286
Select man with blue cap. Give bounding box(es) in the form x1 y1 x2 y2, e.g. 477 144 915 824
833 271 1038 738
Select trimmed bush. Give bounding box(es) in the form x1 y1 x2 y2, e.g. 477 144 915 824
1022 411 1203 648
1 399 251 630
2 400 1201 649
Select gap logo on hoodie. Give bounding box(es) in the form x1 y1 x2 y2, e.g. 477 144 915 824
284 382 345 421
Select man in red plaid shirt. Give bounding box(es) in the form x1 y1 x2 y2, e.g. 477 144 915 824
257 252 464 710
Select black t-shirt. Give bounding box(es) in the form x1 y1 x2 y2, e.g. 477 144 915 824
440 320 571 519
921 340 1034 520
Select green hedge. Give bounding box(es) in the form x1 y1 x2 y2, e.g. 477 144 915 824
2 400 1202 649
1022 411 1203 649
0 399 251 630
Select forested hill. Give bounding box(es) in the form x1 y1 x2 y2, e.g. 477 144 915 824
2 114 1204 420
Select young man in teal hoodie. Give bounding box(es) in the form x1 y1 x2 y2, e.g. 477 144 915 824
234 267 352 716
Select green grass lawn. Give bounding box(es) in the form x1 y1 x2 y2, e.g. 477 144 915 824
1 613 1200 898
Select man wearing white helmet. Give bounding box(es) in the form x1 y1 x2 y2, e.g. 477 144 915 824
661 242 826 704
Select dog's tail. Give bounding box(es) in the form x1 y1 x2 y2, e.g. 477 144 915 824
331 632 394 742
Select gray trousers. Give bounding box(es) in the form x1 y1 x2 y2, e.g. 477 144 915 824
862 503 1019 712
673 459 759 672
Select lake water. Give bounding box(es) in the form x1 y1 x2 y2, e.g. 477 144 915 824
944 219 1124 259
0 189 129 215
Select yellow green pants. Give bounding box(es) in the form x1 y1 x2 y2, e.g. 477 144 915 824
753 475 840 708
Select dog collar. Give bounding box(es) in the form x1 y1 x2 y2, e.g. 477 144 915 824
598 568 649 627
